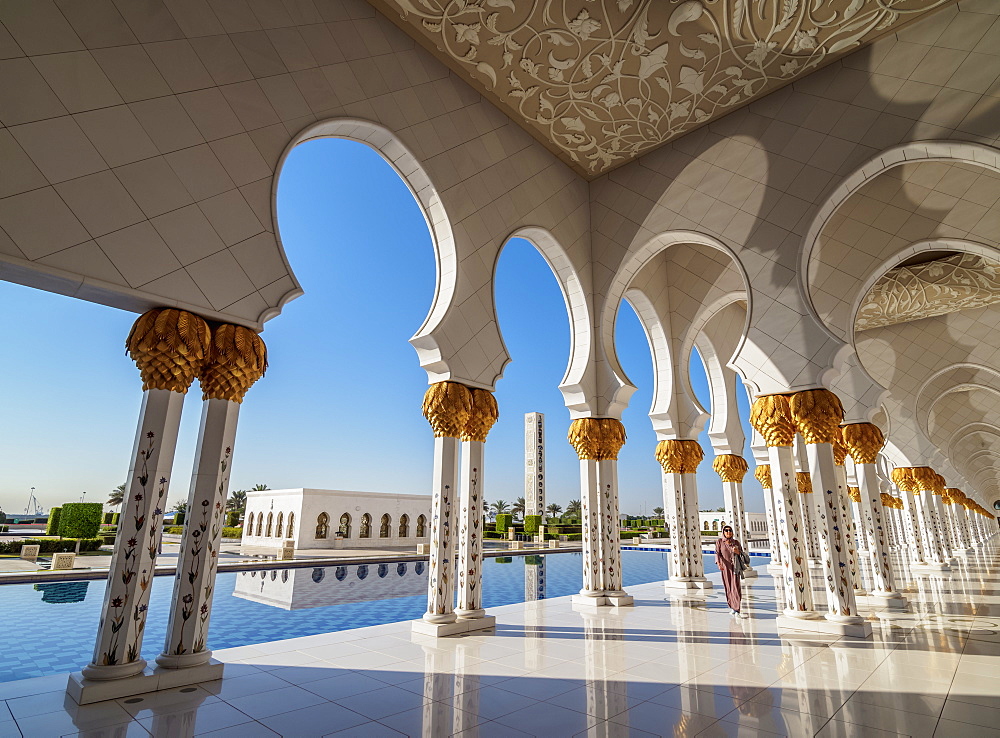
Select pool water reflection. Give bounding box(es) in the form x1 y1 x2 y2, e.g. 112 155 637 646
0 550 742 682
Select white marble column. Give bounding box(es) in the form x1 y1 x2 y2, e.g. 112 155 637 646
455 388 498 627
753 464 783 572
895 481 930 567
158 324 267 672
598 458 630 603
657 440 712 590
832 451 863 595
569 418 631 607
415 382 471 635
908 468 951 570
73 309 210 695
749 395 817 620
790 390 866 634
713 454 756 578
841 423 904 609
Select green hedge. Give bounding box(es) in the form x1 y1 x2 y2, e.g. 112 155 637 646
221 527 242 539
102 512 114 524
0 538 102 555
0 525 7 533
59 503 103 539
226 511 240 527
620 531 643 539
111 512 120 526
524 515 542 535
46 507 62 536
483 530 505 539
100 534 117 545
494 514 512 534
165 526 184 535
174 511 186 526
495 556 513 564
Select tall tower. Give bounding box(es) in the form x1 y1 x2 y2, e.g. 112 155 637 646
525 412 545 519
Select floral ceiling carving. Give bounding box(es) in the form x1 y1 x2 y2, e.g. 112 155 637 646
371 0 955 176
856 254 1000 332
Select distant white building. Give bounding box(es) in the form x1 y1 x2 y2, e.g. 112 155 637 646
699 511 768 537
241 489 431 553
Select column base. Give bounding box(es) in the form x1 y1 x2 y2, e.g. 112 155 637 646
411 615 496 638
664 577 713 590
777 614 873 639
742 568 759 579
767 563 784 575
911 563 952 574
67 661 224 705
856 592 908 611
570 594 634 608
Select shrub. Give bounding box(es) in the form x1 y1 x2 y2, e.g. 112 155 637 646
523 515 542 535
563 533 583 541
165 526 184 535
100 524 118 532
226 511 240 527
46 507 62 536
100 534 118 545
111 512 120 526
524 555 543 565
102 512 114 525
494 556 513 564
483 530 504 539
0 510 6 524
0 538 102 555
0 525 7 533
494 514 513 534
59 503 103 539
620 531 643 540
174 511 186 526
221 526 242 539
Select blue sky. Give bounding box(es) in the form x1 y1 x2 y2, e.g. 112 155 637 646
0 138 760 517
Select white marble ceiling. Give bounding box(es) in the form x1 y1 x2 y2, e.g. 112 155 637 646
370 0 957 176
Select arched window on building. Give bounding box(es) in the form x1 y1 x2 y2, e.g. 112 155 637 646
287 513 295 538
246 513 254 535
380 514 391 538
398 514 409 538
276 512 284 538
704 521 710 531
256 514 263 536
360 513 372 538
339 513 351 538
416 514 426 537
266 512 273 537
316 512 329 540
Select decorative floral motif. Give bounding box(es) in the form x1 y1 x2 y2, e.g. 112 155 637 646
383 0 950 175
857 254 1000 331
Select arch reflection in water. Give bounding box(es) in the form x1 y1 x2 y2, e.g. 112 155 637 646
232 562 426 611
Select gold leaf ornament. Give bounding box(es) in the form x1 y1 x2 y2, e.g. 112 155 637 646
655 439 704 474
796 472 813 494
750 394 796 447
568 418 627 461
754 464 772 489
789 389 844 444
712 454 748 483
126 308 211 393
841 423 885 465
422 382 473 439
461 389 499 442
199 324 268 403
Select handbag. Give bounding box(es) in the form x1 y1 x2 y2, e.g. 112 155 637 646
735 551 750 578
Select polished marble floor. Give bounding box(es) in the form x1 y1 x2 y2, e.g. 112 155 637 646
2 539 999 737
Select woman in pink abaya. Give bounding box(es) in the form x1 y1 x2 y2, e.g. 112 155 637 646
715 525 748 617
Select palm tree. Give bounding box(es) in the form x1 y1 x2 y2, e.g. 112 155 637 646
252 483 270 491
512 497 526 519
565 499 581 519
107 483 126 507
227 489 247 513
653 506 664 516
546 503 563 519
490 500 510 517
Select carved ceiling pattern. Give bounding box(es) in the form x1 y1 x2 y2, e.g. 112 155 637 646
856 254 1000 332
373 0 954 176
